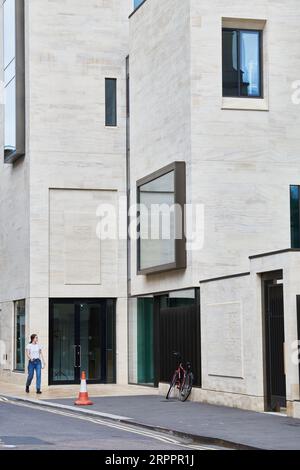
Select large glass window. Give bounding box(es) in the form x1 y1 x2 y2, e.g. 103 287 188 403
128 297 154 386
14 300 25 371
105 78 117 127
222 28 262 98
137 162 186 275
290 186 300 248
3 0 25 163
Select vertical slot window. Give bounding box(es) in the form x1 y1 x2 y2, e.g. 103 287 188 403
105 78 117 127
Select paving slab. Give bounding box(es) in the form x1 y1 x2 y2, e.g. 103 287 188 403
45 395 300 450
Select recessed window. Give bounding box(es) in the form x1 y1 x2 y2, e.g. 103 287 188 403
290 185 300 248
105 78 117 127
3 0 25 163
137 162 186 275
222 28 262 98
14 300 25 371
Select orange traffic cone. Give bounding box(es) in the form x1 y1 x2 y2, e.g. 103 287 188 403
74 371 93 406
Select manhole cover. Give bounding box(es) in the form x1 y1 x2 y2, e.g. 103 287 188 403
1 436 52 446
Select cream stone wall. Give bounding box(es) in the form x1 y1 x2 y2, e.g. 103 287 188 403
190 0 300 282
129 0 193 296
129 0 300 413
0 0 131 386
129 0 300 289
201 275 264 404
0 2 29 381
249 251 300 412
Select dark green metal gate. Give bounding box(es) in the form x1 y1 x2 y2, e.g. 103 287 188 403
157 291 201 387
265 282 286 410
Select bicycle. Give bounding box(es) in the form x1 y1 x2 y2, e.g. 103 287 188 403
166 352 194 402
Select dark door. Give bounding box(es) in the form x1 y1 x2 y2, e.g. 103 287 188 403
297 296 300 386
49 299 116 385
264 283 286 410
158 296 201 387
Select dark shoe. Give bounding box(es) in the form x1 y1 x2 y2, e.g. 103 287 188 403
36 390 42 394
26 386 29 393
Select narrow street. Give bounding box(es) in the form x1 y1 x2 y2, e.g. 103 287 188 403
0 399 217 451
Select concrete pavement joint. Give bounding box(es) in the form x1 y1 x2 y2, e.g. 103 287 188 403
1 394 260 450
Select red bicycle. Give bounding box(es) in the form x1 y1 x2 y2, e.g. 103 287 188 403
166 352 194 402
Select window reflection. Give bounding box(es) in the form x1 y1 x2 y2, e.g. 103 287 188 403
3 0 25 162
290 186 300 249
134 0 144 9
4 0 16 68
105 78 117 127
223 28 262 98
15 300 25 371
139 171 176 271
4 0 17 158
4 77 16 153
240 31 261 97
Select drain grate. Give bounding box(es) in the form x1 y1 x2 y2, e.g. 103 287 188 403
0 436 53 446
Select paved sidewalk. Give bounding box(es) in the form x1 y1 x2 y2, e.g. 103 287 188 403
44 395 300 450
2 380 300 450
0 381 155 400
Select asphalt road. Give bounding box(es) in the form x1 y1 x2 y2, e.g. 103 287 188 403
0 398 216 451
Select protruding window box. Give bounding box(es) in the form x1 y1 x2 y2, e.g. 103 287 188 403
137 162 186 275
3 0 25 164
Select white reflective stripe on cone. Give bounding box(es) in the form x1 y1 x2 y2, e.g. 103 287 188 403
80 379 87 393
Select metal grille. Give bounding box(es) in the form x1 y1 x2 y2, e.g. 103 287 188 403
159 305 201 386
266 284 286 409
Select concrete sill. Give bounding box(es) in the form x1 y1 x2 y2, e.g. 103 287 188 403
222 97 269 111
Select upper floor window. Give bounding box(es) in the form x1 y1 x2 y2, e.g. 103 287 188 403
222 28 262 98
290 185 300 249
3 0 25 163
137 162 186 275
134 0 144 9
105 78 117 127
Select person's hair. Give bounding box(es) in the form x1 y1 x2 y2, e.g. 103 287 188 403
30 334 38 344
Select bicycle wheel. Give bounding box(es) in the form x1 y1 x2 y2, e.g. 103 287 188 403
166 372 179 400
179 371 194 402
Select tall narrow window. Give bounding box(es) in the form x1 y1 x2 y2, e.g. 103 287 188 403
222 28 262 98
105 78 117 127
3 0 25 163
15 300 25 371
290 186 300 248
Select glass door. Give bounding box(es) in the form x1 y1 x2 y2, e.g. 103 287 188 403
79 302 103 383
49 299 116 385
50 302 76 383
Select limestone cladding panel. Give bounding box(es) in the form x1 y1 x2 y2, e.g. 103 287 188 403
26 0 130 298
201 274 264 398
129 0 194 295
130 0 300 296
49 189 119 298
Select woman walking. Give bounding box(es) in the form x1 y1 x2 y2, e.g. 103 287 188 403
25 334 45 394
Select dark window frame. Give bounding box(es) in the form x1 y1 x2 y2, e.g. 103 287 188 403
105 77 117 127
136 162 186 275
4 0 25 164
290 185 300 248
14 299 25 372
222 27 263 99
48 298 117 386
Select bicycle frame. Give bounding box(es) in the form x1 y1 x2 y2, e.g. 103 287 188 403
174 359 191 389
166 352 193 401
